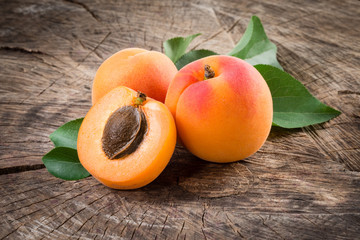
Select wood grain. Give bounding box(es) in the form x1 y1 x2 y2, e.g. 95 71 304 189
0 0 359 239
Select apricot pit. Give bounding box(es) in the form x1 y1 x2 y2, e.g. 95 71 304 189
102 100 147 160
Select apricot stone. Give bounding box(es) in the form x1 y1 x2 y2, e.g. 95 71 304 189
92 48 178 104
165 55 273 163
78 86 176 189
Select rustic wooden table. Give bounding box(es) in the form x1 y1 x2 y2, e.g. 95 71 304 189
1 0 359 239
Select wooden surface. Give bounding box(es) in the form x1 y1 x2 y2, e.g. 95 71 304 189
1 0 359 239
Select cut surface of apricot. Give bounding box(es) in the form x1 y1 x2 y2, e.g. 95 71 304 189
78 86 176 189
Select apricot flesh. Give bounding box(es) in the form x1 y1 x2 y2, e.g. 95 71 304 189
165 55 273 163
78 86 176 189
92 48 178 105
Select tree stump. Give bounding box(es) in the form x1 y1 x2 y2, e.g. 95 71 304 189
1 0 359 239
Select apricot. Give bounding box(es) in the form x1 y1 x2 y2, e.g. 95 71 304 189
92 48 177 105
78 86 176 189
165 55 273 163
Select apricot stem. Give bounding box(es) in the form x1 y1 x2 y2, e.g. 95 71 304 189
133 91 147 107
204 64 215 80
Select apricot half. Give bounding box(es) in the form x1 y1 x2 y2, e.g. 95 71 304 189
165 55 273 163
92 48 178 105
78 86 176 189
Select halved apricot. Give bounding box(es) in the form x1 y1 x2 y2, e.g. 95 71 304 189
78 86 176 189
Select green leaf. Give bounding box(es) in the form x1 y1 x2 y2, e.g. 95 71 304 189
175 49 218 70
163 33 201 63
50 118 83 149
42 147 90 180
255 64 341 128
229 16 282 69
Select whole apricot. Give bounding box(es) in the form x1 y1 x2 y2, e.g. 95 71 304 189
92 48 177 104
165 56 273 163
78 86 176 189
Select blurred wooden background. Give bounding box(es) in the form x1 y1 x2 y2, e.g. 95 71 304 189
1 0 359 239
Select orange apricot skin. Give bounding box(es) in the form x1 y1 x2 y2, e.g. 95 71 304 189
78 86 176 189
165 55 273 163
92 48 178 105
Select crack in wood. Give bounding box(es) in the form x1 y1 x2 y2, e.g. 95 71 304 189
338 90 360 96
226 17 242 33
148 216 158 232
277 12 315 25
160 213 169 234
36 75 64 98
176 220 186 240
301 214 318 227
76 31 111 67
201 228 207 240
258 215 285 240
225 213 245 239
99 206 123 239
63 0 100 22
101 204 136 238
190 29 223 51
0 164 45 175
128 207 149 239
201 203 207 228
0 46 47 55
190 9 242 51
